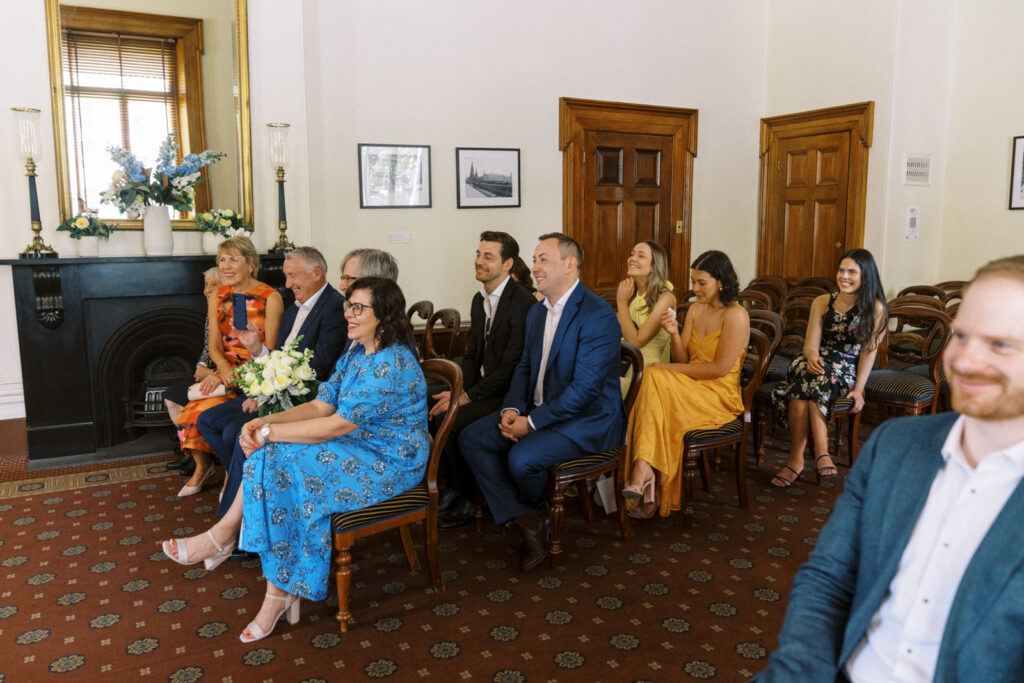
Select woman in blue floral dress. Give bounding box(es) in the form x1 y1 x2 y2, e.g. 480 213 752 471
769 250 887 487
162 277 428 642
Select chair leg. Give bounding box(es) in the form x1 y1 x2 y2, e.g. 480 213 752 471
698 452 711 492
398 525 421 573
834 414 847 457
548 484 565 567
333 533 354 633
474 485 484 533
576 479 594 521
735 440 749 509
848 409 862 465
682 450 697 528
424 513 445 594
753 404 768 466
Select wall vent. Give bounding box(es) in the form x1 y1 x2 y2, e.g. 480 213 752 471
904 154 931 185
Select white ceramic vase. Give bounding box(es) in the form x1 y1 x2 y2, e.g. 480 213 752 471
143 205 173 256
202 232 223 254
77 235 99 257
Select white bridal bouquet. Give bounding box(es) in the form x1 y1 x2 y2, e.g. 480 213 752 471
232 338 318 416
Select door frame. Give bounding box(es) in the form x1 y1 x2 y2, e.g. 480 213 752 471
757 101 873 277
560 97 698 283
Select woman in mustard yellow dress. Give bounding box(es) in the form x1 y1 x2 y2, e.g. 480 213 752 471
615 241 676 395
621 250 750 517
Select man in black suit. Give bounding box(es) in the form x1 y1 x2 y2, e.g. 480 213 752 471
197 246 349 519
432 231 535 528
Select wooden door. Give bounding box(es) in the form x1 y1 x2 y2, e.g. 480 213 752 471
581 130 674 298
758 102 873 281
561 98 697 302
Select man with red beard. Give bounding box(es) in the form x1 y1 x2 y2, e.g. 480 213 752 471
757 255 1024 683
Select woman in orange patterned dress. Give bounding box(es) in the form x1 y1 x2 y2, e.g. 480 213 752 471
175 236 283 497
621 251 750 518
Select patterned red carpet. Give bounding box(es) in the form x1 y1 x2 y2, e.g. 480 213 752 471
0 426 867 681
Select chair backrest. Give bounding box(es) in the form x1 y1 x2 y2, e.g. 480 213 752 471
748 309 784 354
420 358 464 493
783 285 829 304
619 340 645 416
740 328 772 411
935 280 967 297
888 294 945 311
424 308 462 359
676 301 692 327
880 304 952 377
735 288 773 311
407 300 434 323
744 281 785 310
749 275 789 293
795 276 837 292
896 284 947 301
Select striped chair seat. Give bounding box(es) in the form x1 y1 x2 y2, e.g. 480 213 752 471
864 370 935 403
331 483 428 532
685 417 743 445
551 448 621 475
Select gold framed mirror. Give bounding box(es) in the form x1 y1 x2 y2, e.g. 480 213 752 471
44 0 253 230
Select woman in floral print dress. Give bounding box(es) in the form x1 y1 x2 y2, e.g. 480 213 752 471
770 250 887 487
162 277 428 643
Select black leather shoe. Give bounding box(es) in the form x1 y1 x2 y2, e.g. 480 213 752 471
230 549 259 562
166 454 191 470
516 510 548 572
180 460 196 477
438 498 475 529
437 488 460 514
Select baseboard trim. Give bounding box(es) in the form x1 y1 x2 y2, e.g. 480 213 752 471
0 418 28 459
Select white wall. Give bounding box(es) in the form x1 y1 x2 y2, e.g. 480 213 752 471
939 0 1024 278
297 0 768 308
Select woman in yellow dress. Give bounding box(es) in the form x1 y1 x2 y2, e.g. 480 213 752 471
615 241 676 395
621 250 750 517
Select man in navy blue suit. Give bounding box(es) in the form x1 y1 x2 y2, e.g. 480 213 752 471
459 233 625 571
197 246 357 520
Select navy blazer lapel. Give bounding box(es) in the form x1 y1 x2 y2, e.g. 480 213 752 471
543 282 585 374
293 285 335 343
486 280 516 346
276 304 299 348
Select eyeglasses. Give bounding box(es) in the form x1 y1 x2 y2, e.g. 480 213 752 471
343 301 374 316
340 275 357 284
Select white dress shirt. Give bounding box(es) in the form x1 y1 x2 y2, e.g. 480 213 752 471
533 278 579 408
257 282 328 358
846 416 1024 682
478 275 510 377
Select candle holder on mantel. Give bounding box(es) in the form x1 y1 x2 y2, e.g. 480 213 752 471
13 107 57 259
267 122 295 252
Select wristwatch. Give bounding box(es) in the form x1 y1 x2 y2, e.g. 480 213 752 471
259 424 271 442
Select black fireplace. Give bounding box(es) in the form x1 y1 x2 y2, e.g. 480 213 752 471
1 254 286 461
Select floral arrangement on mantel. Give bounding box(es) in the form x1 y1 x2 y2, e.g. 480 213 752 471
99 133 226 218
231 338 318 416
56 212 116 239
196 208 251 238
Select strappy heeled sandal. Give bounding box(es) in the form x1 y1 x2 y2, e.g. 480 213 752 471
815 454 839 483
239 593 300 643
770 464 802 488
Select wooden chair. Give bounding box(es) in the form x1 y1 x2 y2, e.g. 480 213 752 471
407 300 434 323
735 288 773 311
744 281 786 310
424 308 462 359
748 309 784 355
749 275 789 294
863 305 953 418
782 285 829 304
767 298 815 382
896 284 947 302
935 280 967 298
795 276 837 292
546 341 644 567
330 358 462 632
678 328 772 527
887 294 945 312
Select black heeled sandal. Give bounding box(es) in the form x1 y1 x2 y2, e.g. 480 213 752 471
815 454 838 483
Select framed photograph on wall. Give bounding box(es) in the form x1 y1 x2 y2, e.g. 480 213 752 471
456 147 521 208
358 144 432 208
1010 136 1024 210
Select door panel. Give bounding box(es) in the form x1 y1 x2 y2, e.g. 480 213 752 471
582 130 673 301
758 102 873 281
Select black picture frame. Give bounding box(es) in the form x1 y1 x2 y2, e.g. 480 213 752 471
455 147 521 208
1010 136 1024 210
358 144 432 209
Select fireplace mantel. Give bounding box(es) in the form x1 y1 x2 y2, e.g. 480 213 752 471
1 255 286 461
